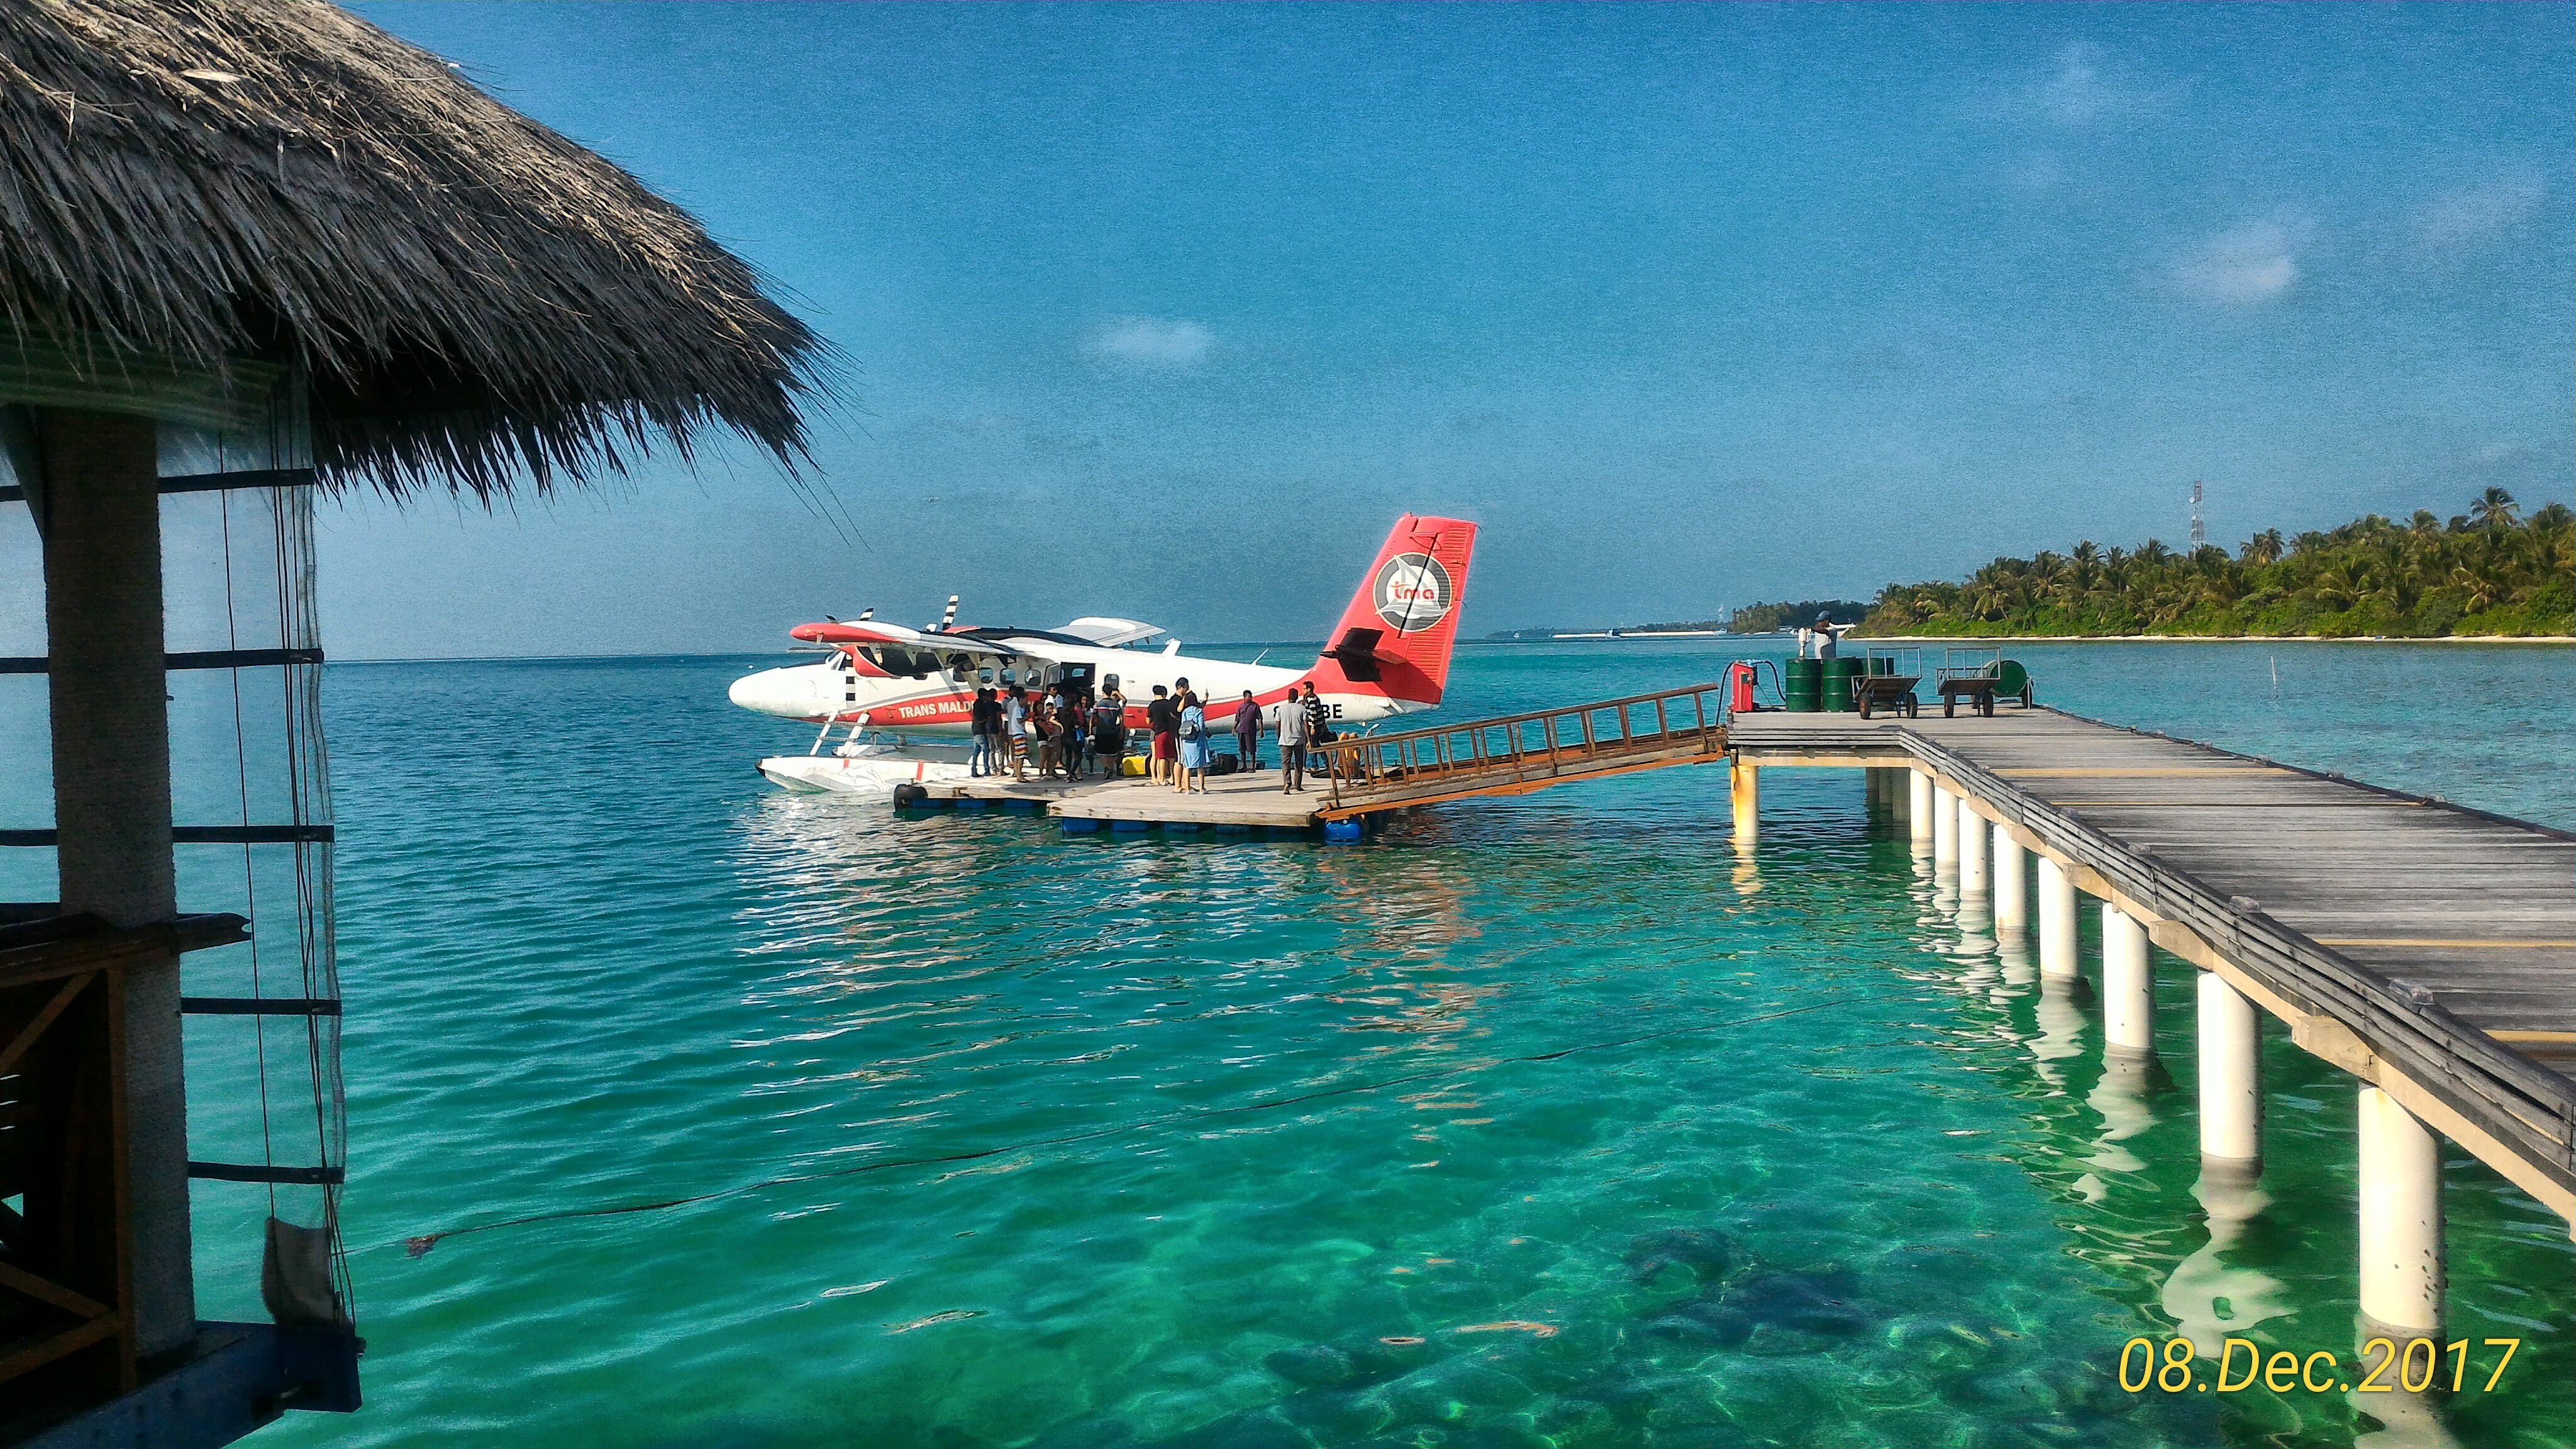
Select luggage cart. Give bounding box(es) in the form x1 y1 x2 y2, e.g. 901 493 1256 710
1852 646 1920 719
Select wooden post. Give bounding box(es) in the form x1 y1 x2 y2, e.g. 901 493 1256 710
36 408 195 1356
1729 757 1758 840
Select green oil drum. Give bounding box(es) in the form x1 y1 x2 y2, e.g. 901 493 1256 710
1821 657 1864 713
1784 657 1823 712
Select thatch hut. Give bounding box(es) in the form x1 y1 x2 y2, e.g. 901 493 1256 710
0 1 823 1440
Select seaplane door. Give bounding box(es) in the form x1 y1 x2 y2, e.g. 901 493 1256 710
1062 662 1097 694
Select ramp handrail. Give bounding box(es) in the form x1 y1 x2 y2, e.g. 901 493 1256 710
1320 681 1728 814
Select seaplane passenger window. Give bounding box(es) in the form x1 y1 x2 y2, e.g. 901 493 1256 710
1103 672 1120 694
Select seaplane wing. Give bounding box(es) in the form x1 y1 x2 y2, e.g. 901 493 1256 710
1058 616 1163 648
789 619 986 652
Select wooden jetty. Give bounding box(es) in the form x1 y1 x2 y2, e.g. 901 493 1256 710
906 683 1731 833
1731 704 2576 1335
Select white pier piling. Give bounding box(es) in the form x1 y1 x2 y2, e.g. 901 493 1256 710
2196 972 2261 1165
1994 825 2028 934
2102 904 2153 1054
2038 856 2079 980
2357 1088 2445 1338
1958 796 1989 896
1933 783 1958 868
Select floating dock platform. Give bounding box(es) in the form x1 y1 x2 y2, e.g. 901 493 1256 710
906 682 1733 835
921 772 1325 831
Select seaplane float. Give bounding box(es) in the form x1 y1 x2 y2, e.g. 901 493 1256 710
730 514 1477 794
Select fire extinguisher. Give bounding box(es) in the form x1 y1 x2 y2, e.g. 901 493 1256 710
1728 660 1758 716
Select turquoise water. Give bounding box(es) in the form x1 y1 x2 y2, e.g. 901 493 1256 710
212 641 2570 1447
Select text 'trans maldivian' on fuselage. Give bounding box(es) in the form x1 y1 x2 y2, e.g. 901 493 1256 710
726 514 1478 736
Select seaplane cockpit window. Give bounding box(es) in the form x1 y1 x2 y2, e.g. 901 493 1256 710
865 645 936 678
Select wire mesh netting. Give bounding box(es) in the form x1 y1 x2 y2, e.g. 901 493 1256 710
2 392 352 1329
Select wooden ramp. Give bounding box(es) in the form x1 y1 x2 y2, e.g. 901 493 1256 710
1319 682 1729 819
1732 706 2576 1223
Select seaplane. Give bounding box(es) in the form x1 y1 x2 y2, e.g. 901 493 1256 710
730 514 1476 793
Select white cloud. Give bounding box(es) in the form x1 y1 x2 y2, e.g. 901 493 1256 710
2165 218 2310 305
2411 176 2545 256
1085 317 1213 369
2028 42 2157 125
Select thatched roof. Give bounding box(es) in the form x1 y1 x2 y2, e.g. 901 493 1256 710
0 0 825 497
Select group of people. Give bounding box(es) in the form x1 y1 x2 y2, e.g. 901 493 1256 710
967 682 1130 782
963 676 1337 794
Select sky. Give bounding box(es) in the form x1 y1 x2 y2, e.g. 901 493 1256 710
328 2 2573 658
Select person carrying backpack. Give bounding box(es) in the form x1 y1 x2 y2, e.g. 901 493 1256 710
1091 689 1127 777
1176 691 1210 794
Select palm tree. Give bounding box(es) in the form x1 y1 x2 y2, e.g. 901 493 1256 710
2363 538 2421 611
1856 488 2568 637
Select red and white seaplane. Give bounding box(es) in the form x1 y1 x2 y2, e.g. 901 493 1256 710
731 514 1477 793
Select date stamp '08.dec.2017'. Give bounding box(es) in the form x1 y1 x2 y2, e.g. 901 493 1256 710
2118 1336 2523 1396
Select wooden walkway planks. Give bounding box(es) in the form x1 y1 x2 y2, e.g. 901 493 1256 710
1732 706 2576 1215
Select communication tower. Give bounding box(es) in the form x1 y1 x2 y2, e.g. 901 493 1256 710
2190 480 2206 550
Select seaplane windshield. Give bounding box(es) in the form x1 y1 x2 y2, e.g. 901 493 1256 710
855 645 961 678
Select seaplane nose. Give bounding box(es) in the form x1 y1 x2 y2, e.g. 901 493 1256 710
729 667 811 719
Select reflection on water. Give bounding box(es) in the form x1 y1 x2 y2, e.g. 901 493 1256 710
228 653 2573 1449
2162 1166 2292 1361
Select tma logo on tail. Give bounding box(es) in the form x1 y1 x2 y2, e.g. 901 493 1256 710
1374 552 1455 633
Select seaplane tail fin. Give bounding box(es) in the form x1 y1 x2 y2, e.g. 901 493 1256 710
1308 514 1477 706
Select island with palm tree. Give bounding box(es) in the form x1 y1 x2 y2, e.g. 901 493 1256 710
1859 489 2573 640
